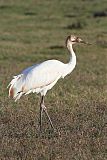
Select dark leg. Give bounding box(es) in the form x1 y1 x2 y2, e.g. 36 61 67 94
39 96 44 131
39 96 55 131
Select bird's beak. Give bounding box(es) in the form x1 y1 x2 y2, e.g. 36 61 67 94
78 38 91 45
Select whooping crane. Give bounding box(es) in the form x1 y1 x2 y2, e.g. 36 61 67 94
8 35 89 131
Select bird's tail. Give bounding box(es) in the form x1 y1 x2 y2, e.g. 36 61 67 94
8 74 24 101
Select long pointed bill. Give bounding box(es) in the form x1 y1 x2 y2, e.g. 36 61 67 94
80 40 92 45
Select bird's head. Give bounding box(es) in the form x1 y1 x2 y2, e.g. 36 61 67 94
66 35 90 48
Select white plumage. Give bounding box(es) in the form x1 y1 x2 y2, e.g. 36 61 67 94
8 35 88 131
8 59 75 101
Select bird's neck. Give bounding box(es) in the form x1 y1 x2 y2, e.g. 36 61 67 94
68 43 76 67
62 43 76 78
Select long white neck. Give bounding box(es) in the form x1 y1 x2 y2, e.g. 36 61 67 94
62 43 76 78
68 43 76 67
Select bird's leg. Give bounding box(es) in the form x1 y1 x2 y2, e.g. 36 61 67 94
39 96 44 131
40 96 55 131
43 105 55 131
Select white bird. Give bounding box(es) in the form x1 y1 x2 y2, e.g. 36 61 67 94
8 35 88 131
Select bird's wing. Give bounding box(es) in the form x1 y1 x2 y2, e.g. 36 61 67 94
22 64 39 75
8 60 65 101
22 60 65 92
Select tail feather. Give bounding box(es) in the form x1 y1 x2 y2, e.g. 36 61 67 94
14 92 23 102
9 87 14 98
8 74 24 101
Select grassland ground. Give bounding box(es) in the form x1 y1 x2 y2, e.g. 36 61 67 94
0 0 107 159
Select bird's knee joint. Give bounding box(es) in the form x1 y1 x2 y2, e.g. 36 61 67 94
41 104 46 110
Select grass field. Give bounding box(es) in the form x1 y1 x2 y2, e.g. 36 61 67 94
0 0 107 159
